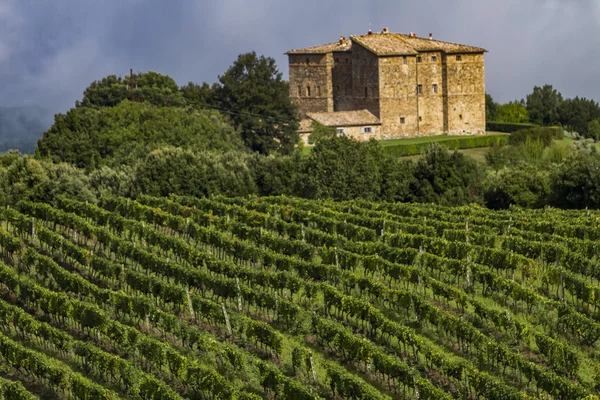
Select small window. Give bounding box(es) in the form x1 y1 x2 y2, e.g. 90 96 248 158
416 56 422 63
419 116 422 122
417 84 422 95
336 85 340 93
306 58 310 65
403 56 407 65
432 84 438 94
362 127 373 134
456 55 462 61
459 114 463 120
400 117 406 124
297 86 302 97
316 86 321 97
336 128 346 135
431 56 437 62
307 86 311 97
364 87 368 97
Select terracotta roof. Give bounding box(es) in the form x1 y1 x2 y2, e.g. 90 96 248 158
286 32 486 56
286 40 352 55
307 110 381 127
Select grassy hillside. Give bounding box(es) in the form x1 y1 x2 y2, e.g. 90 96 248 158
0 196 599 399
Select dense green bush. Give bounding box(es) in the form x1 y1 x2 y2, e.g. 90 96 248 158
509 127 563 146
486 122 538 133
382 134 508 157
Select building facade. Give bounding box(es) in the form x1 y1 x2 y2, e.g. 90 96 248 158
286 29 487 140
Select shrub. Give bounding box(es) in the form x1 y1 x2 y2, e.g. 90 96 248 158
486 122 538 133
382 134 508 157
509 127 563 147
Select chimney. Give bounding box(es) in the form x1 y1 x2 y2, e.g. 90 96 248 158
368 29 372 35
339 36 346 45
409 32 416 38
381 27 389 34
429 33 433 40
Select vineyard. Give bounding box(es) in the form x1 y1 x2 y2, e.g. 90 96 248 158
1 196 600 399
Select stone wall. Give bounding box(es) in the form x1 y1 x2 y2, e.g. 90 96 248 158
288 53 334 117
349 44 380 118
288 43 486 138
331 51 354 111
445 53 486 134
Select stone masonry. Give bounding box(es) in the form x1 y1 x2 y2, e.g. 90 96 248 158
286 29 487 138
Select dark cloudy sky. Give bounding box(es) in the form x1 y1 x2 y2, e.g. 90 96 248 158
1 0 598 114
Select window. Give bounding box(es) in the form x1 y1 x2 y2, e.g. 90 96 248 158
362 127 373 134
336 128 346 135
307 86 311 97
419 116 422 122
316 86 321 97
432 84 438 94
336 85 340 93
403 56 407 65
364 87 368 97
400 117 406 124
459 114 463 120
416 56 422 63
297 86 302 97
417 84 422 95
305 58 310 65
431 56 437 62
456 55 462 61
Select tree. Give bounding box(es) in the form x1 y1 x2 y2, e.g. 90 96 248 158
36 101 245 169
216 52 300 155
526 84 563 126
179 82 219 109
308 122 336 145
483 166 550 209
485 93 499 122
497 102 529 123
305 136 384 200
549 152 600 209
587 120 600 141
81 71 186 108
558 97 600 137
411 143 484 205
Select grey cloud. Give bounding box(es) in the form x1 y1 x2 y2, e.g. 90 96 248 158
1 0 599 114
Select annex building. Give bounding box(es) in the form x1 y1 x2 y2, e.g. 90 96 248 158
286 28 487 141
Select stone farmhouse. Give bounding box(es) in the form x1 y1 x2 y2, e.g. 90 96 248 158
286 28 487 142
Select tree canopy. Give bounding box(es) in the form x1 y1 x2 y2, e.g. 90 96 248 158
36 101 245 169
215 52 299 155
526 84 563 126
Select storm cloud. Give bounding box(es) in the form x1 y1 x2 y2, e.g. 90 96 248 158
1 0 598 114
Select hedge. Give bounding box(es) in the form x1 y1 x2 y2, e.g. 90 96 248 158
486 122 539 133
382 134 509 157
509 127 564 146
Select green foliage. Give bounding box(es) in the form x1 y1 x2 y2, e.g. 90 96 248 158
81 71 186 108
305 136 384 201
486 122 539 133
485 93 499 122
496 101 529 123
382 134 508 157
215 52 299 155
250 153 307 197
549 152 600 209
509 127 563 146
179 82 218 108
410 143 484 205
307 121 336 145
132 147 257 198
526 84 563 126
541 140 574 164
483 166 551 209
586 120 600 141
36 101 245 169
558 97 600 138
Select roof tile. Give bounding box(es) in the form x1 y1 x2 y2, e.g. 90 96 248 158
307 110 381 127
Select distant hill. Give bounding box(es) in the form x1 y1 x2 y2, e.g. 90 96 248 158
0 106 53 153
